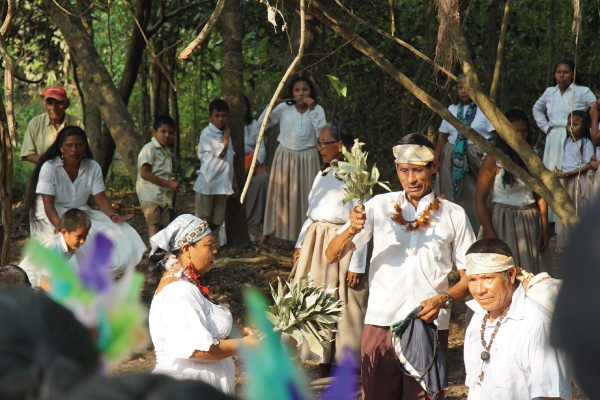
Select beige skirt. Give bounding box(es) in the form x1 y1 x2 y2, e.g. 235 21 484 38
263 145 321 240
556 171 595 250
435 142 484 231
245 168 269 225
294 221 369 363
477 203 548 274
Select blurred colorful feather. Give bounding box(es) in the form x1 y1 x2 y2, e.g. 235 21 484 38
322 350 358 400
78 233 113 293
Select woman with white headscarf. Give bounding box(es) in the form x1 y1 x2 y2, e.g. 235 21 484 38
148 215 258 395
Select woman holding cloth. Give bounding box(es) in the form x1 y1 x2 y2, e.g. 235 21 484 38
25 126 145 274
148 215 258 395
257 76 326 245
292 121 368 377
435 74 496 231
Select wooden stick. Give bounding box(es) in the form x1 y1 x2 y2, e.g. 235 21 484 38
241 0 306 203
179 0 226 59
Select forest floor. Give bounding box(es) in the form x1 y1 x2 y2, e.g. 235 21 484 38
8 191 586 400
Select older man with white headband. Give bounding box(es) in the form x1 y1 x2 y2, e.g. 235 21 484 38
327 133 475 400
463 238 571 400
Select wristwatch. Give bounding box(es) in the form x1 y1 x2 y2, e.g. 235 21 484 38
442 292 453 309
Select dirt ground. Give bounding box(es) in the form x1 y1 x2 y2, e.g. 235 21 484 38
8 191 586 399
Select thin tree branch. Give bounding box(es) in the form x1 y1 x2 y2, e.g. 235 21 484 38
121 0 177 91
241 0 306 203
489 0 511 102
179 0 225 59
50 0 95 18
332 0 457 81
0 0 15 36
389 0 395 36
0 65 44 83
156 15 210 58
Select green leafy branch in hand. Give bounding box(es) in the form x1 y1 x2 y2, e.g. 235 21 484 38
331 138 391 207
265 273 344 360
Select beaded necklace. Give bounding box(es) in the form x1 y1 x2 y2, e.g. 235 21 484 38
391 195 444 231
183 267 210 296
476 304 511 385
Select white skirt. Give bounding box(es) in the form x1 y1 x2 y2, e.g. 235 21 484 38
153 357 235 395
30 204 146 275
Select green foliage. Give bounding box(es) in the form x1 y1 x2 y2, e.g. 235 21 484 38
266 273 344 360
331 139 391 207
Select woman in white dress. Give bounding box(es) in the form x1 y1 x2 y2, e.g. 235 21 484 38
243 96 269 225
24 126 145 275
475 109 549 274
533 59 595 222
257 76 326 245
435 74 496 231
148 215 258 395
292 121 368 377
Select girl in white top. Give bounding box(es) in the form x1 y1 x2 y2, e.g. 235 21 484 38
475 110 548 273
292 121 368 377
556 111 598 251
243 96 269 225
435 75 496 231
257 76 326 245
24 127 145 275
533 59 595 172
148 215 258 395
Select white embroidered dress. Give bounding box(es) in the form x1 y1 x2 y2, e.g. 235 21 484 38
149 280 235 394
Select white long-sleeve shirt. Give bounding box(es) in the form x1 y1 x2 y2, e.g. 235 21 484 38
562 138 593 172
244 119 266 164
532 84 595 134
193 123 235 195
295 171 368 273
258 103 326 151
438 104 496 145
341 191 475 328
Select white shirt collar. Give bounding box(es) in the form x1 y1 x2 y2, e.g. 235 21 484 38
551 83 575 93
208 122 222 135
54 156 89 168
398 190 436 213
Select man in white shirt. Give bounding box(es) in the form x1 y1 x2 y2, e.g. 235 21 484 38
326 134 475 400
463 238 571 400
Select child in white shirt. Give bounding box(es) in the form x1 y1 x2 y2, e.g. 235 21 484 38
20 208 91 289
193 99 238 232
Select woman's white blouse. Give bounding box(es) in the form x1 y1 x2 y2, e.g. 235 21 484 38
36 157 105 218
295 171 368 273
491 165 535 207
532 84 596 133
438 104 495 144
149 280 235 394
244 119 266 164
258 103 326 151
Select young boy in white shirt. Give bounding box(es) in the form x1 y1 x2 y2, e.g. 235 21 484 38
193 99 238 232
136 115 180 238
20 209 91 290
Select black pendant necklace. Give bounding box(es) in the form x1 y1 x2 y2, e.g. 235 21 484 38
477 305 511 385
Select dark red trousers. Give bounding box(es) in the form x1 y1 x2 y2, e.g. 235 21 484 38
361 324 449 400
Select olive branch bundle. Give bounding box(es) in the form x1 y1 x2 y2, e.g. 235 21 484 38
265 273 344 360
331 139 391 207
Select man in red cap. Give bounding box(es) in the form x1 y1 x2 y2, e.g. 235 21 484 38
20 85 84 163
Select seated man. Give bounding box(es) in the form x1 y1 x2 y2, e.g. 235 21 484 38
464 238 571 400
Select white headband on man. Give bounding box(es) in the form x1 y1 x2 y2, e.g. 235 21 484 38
465 253 515 276
392 144 435 165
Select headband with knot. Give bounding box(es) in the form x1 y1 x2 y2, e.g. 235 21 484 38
465 252 515 276
393 144 435 165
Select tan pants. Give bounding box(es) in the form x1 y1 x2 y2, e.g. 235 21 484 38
140 201 175 228
195 193 227 226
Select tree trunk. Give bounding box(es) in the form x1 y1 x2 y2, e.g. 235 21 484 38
303 0 577 226
43 0 142 183
222 0 249 246
546 0 555 87
140 51 152 142
0 96 11 265
151 40 171 119
74 0 103 161
487 0 498 88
